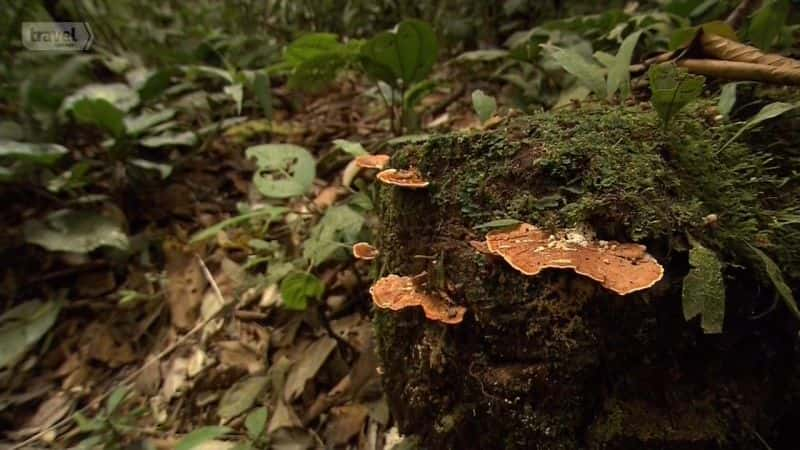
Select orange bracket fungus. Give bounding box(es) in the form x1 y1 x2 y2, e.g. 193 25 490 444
355 154 391 170
370 274 466 324
352 242 379 260
376 168 430 189
484 223 664 295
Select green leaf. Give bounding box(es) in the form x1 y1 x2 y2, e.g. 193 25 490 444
190 206 287 243
224 83 244 115
360 19 438 88
139 131 198 148
542 44 606 98
280 272 325 311
471 90 497 123
124 109 176 135
218 376 269 422
682 244 726 334
128 159 173 179
748 0 789 50
717 82 739 119
245 407 268 440
607 30 642 100
648 63 705 128
455 49 508 62
283 33 343 67
253 73 272 120
24 210 129 253
750 246 800 321
71 99 126 138
0 141 68 166
74 412 105 433
473 219 522 230
302 205 364 266
0 300 61 369
246 144 316 198
105 387 128 415
176 426 232 450
62 83 140 113
332 139 368 157
138 68 176 103
288 53 350 92
721 102 797 151
669 21 738 51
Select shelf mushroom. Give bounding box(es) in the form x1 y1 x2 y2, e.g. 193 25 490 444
355 154 391 170
484 223 664 295
376 168 430 189
370 274 466 324
353 242 379 260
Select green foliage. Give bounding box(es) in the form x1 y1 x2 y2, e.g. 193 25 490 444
190 206 288 243
333 139 368 157
668 21 738 51
648 63 704 128
24 210 130 253
750 245 800 321
74 387 143 450
605 30 642 100
721 102 798 151
246 144 316 198
682 243 726 334
717 82 740 119
543 43 607 98
747 0 790 50
473 219 522 230
280 272 325 311
471 90 497 123
0 141 68 182
0 300 61 369
71 99 127 138
302 205 364 266
360 20 438 90
175 426 232 450
244 407 268 441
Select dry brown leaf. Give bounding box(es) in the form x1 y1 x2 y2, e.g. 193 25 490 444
82 323 137 367
12 392 73 439
678 58 800 85
699 32 800 69
284 337 338 401
216 340 264 374
322 404 369 446
313 185 346 209
268 400 303 433
164 242 207 330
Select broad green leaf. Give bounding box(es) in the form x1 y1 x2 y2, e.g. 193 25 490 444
360 19 438 88
0 300 61 368
717 82 739 119
471 90 497 124
455 49 508 62
138 68 176 103
682 245 725 334
648 63 705 128
750 246 800 321
224 83 244 115
0 141 68 166
288 53 350 92
721 102 797 151
0 121 23 140
283 33 343 67
253 73 272 120
245 407 268 440
246 144 315 198
73 412 104 433
748 0 789 50
280 272 324 311
105 387 128 415
128 159 173 179
24 210 129 253
184 65 234 83
403 79 437 111
473 219 522 230
175 426 232 450
61 83 140 113
332 139 368 157
607 30 642 100
542 44 606 98
218 376 269 422
302 205 364 266
139 131 198 148
124 109 176 135
71 99 126 138
190 206 287 243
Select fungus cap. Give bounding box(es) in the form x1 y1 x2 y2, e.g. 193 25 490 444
376 168 429 189
484 223 664 295
369 274 466 324
352 242 379 260
355 154 391 170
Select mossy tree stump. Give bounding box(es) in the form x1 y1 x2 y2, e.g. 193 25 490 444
373 104 800 450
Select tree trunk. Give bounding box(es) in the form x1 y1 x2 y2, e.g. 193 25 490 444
373 102 800 450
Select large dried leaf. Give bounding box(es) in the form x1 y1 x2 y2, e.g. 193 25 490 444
699 32 800 69
284 337 338 401
164 243 207 329
322 405 369 446
682 245 725 334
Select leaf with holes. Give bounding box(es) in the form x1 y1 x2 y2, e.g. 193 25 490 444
24 210 129 253
649 63 705 128
246 144 315 198
682 244 725 333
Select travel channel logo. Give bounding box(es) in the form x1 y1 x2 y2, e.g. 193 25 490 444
21 22 94 51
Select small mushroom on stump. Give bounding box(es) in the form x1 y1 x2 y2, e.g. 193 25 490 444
376 168 430 189
352 242 379 260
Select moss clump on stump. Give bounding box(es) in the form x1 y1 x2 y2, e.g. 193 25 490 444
374 103 800 450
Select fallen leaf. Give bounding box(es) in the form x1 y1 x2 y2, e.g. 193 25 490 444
164 242 207 330
217 375 269 422
323 404 369 446
267 399 302 433
284 337 338 401
216 341 264 374
12 392 73 438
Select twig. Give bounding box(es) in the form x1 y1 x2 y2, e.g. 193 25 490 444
11 256 228 449
726 0 762 30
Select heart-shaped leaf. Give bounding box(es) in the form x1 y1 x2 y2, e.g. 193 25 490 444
360 20 438 88
246 144 315 198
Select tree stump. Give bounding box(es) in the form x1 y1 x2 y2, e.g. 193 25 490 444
372 103 800 450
